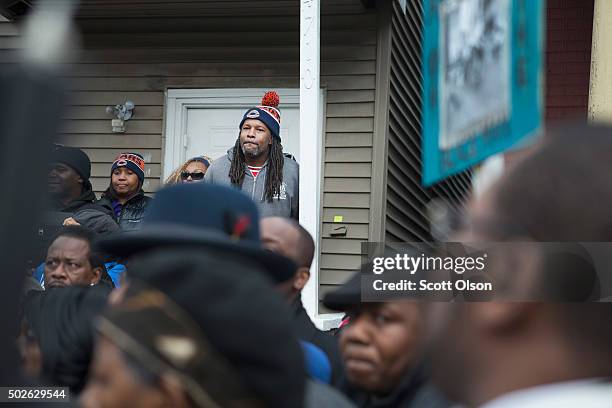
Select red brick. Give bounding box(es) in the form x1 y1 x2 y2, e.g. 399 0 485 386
565 62 590 74
545 0 593 120
546 62 566 74
547 30 566 42
547 84 566 96
564 74 591 86
547 8 565 19
565 29 590 40
561 107 588 117
547 0 566 9
547 17 565 30
564 84 589 95
566 18 592 30
547 40 566 52
546 73 567 86
566 0 591 9
548 52 586 63
550 98 579 108
566 40 590 52
563 6 585 17
546 110 565 121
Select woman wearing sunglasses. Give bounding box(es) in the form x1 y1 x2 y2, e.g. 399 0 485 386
165 155 212 185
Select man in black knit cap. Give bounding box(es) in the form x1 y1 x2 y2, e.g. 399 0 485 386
47 145 101 214
34 145 115 264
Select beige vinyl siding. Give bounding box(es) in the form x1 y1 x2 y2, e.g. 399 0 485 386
0 2 376 307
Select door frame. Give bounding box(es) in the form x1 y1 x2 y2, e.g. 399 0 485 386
164 88 331 326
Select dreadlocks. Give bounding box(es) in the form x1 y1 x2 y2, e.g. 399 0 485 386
228 134 284 202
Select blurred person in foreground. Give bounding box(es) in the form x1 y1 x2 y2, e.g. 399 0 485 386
98 183 355 407
98 152 152 232
324 273 450 408
425 122 612 408
165 155 212 184
81 249 306 408
261 216 344 384
20 285 109 393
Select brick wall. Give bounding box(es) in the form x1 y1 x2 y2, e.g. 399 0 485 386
546 0 594 122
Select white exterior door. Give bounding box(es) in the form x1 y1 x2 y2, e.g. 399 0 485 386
185 105 300 162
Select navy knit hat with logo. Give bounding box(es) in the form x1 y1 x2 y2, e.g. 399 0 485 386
239 91 281 141
111 152 146 185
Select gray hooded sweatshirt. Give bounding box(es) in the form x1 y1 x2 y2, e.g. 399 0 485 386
205 148 299 219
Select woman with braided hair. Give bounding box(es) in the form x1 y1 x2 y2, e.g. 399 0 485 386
205 91 299 219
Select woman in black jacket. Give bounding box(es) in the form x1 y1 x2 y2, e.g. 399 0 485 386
98 152 152 232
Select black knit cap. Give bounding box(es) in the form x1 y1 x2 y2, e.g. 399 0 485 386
50 145 91 181
125 248 306 408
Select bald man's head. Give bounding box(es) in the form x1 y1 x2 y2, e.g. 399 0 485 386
260 217 314 269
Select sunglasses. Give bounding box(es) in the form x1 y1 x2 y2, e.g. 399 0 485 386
181 171 205 181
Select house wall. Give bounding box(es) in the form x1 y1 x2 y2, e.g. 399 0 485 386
546 0 594 122
0 1 377 308
588 0 612 122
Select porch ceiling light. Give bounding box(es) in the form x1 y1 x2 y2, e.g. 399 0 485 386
106 100 134 133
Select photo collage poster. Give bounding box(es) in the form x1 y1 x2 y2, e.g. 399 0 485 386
422 0 544 186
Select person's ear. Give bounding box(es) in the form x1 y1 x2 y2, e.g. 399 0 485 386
469 302 538 336
469 243 541 333
293 267 311 292
158 373 191 408
91 266 102 285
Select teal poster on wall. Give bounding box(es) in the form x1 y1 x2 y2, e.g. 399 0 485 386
422 0 544 186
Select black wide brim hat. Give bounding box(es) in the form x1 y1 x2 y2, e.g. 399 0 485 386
322 271 360 312
98 183 297 284
103 248 306 407
99 224 295 283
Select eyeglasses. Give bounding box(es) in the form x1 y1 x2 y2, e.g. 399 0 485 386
181 171 205 181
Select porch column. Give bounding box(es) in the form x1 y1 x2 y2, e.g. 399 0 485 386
300 0 335 329
589 0 612 123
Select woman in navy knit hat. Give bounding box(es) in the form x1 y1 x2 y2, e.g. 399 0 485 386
97 153 152 232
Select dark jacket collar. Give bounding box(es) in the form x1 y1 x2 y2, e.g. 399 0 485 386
50 186 97 213
342 361 447 408
100 189 146 206
291 297 319 341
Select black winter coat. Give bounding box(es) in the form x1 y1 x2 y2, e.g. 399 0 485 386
48 186 105 214
340 362 451 408
33 187 115 264
97 190 152 232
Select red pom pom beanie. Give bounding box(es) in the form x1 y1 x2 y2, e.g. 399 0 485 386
239 91 281 141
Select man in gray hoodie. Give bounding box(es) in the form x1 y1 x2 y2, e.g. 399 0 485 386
205 91 299 219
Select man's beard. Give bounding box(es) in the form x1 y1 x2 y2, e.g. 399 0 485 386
241 142 263 158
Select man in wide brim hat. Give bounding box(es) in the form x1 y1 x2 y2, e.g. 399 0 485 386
98 182 296 283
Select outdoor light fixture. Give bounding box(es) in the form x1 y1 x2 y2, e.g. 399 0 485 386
106 100 134 133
